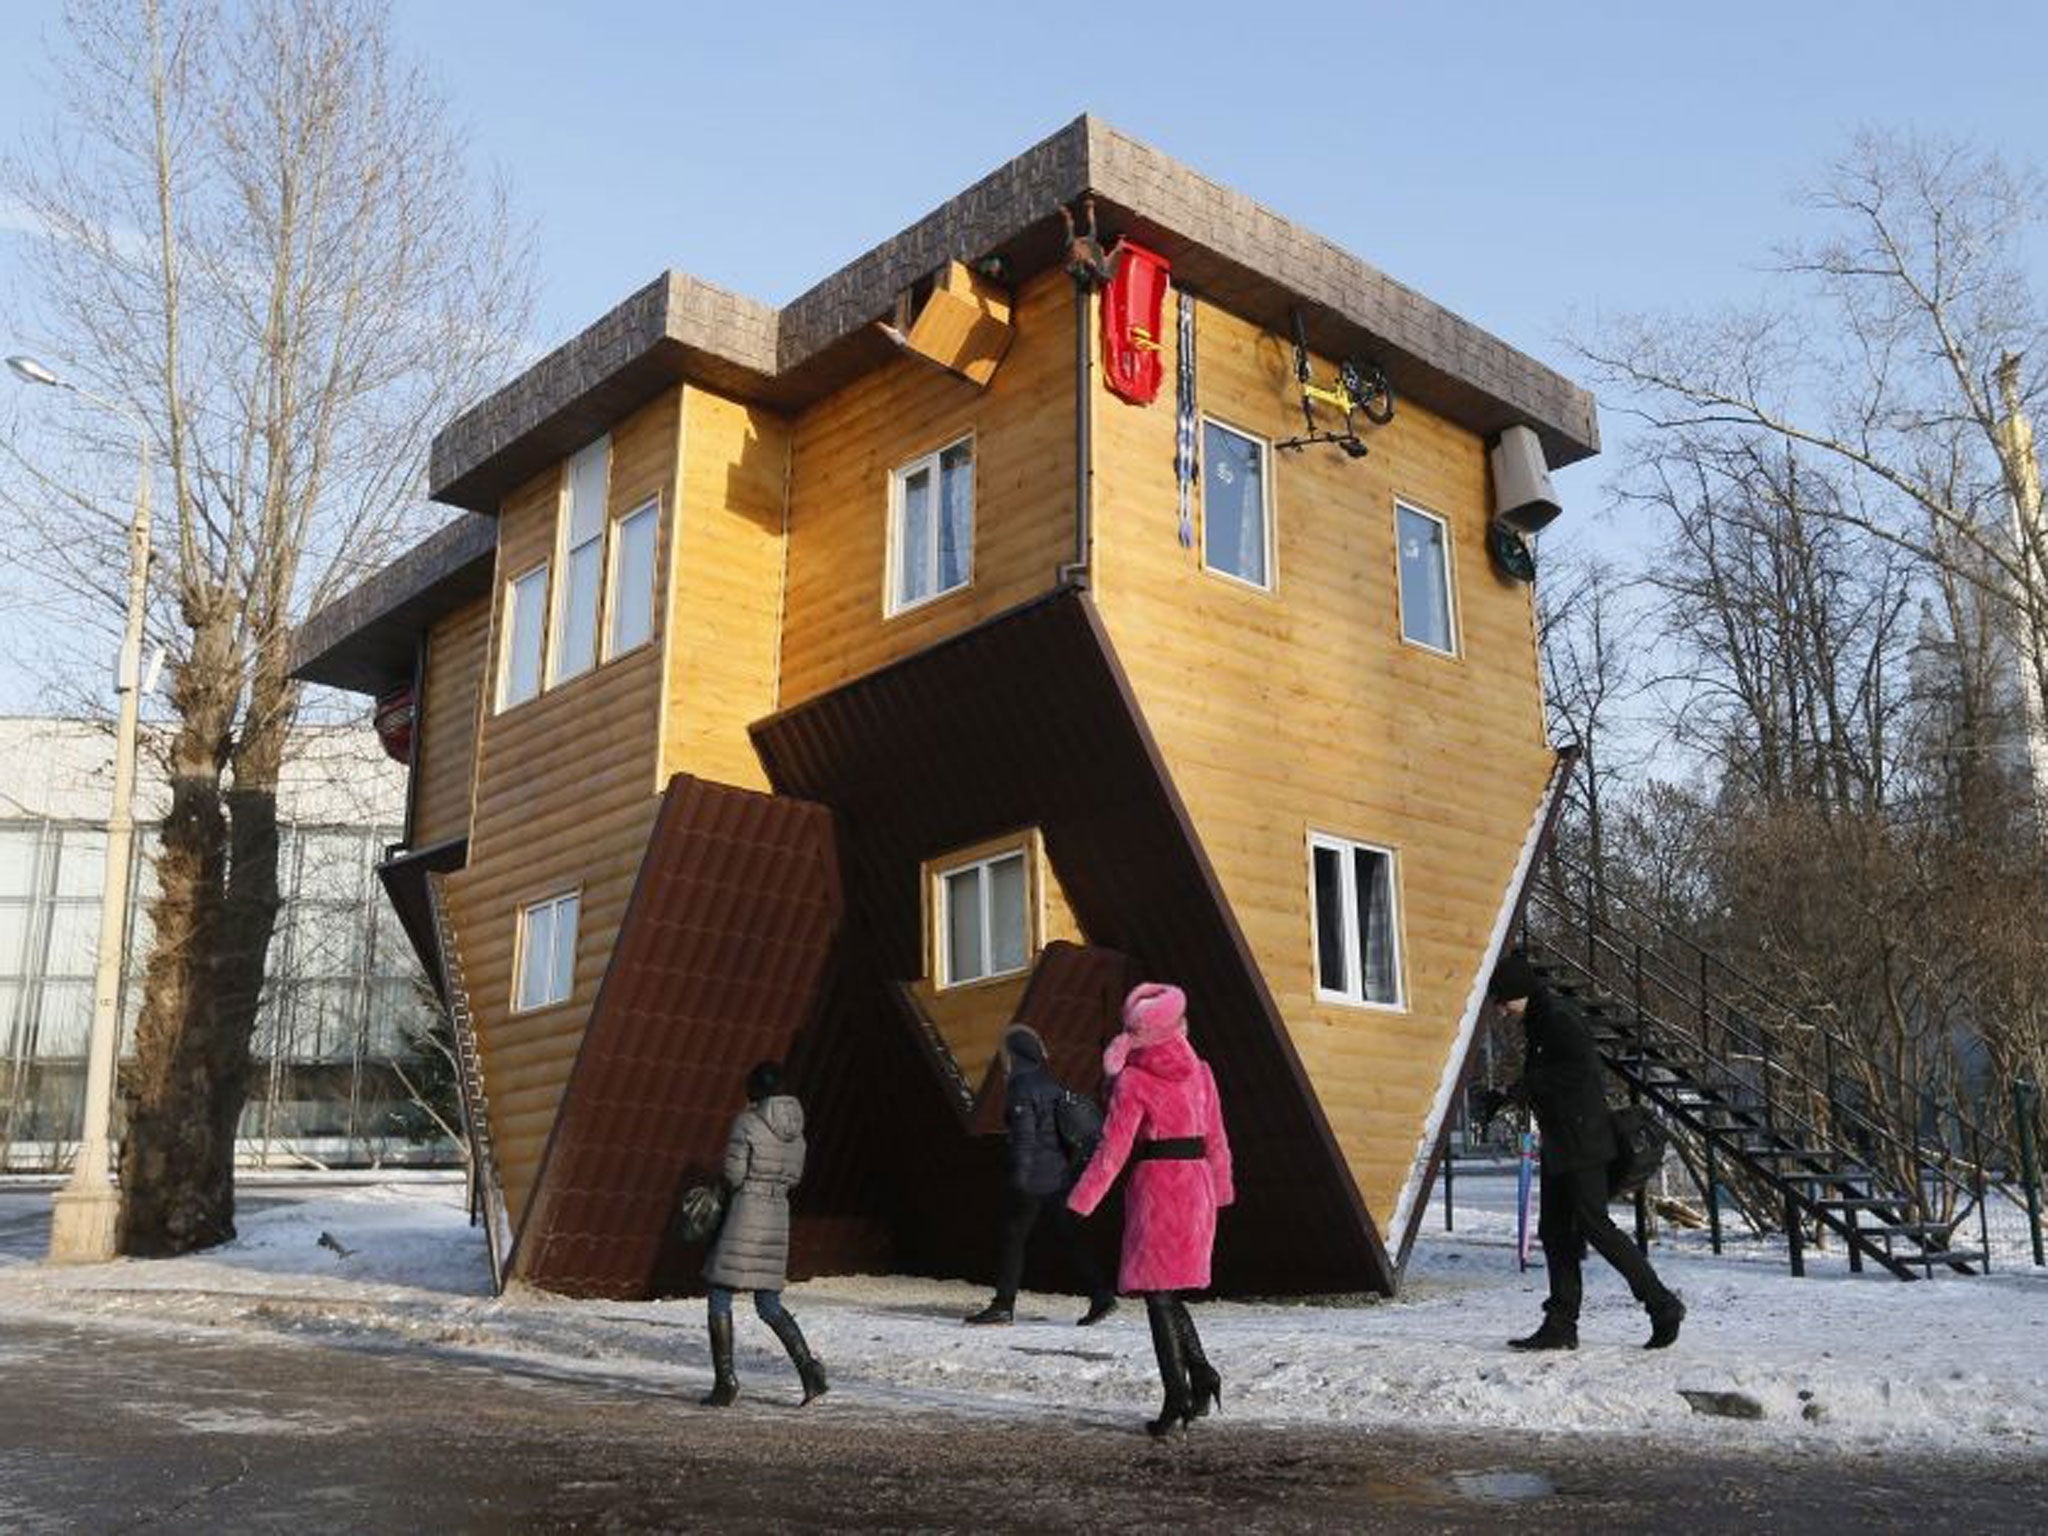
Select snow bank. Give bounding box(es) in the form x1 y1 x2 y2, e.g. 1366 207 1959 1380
2 1174 2043 1456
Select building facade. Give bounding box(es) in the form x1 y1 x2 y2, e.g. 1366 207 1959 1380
294 118 1597 1298
0 720 451 1170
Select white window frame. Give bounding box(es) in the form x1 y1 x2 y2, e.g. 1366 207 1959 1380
512 891 579 1013
934 846 1030 989
886 433 975 616
497 561 550 712
1308 831 1405 1011
1199 415 1276 593
548 435 612 687
604 497 661 660
1395 499 1459 657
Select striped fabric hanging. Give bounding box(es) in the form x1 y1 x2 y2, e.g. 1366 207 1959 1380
1174 289 1197 548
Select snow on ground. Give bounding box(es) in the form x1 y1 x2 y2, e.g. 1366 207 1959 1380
2 1172 2044 1457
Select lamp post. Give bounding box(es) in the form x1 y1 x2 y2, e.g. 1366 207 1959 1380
7 353 153 1263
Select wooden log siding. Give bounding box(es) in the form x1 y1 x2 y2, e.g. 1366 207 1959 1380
412 596 490 848
779 269 1076 706
1091 293 1554 1224
661 385 789 790
445 388 679 1234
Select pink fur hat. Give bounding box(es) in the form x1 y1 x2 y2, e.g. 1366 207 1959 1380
1104 982 1187 1075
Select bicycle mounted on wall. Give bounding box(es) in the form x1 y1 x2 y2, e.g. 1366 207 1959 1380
1276 309 1393 459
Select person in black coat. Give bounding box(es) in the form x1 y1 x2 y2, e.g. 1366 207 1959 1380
964 1025 1118 1327
1484 954 1686 1351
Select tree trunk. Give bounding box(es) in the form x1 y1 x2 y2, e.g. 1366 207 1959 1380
118 614 258 1256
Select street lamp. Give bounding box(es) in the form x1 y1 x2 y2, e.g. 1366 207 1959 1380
7 352 153 1263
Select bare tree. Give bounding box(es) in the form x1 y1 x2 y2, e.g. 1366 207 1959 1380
1 0 531 1253
1538 540 1644 890
1576 131 2048 783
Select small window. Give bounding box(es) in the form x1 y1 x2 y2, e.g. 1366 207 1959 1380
514 892 579 1012
1310 834 1403 1008
606 500 659 657
1397 502 1456 654
890 436 974 613
500 562 549 709
551 435 611 684
937 848 1028 987
1201 419 1272 589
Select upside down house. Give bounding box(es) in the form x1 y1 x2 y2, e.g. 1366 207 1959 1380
292 116 1598 1300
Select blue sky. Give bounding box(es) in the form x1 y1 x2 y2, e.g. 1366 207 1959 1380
0 1 2043 676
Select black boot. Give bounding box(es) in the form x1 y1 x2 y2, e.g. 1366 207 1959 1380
1077 1294 1117 1327
964 1301 1014 1326
1645 1291 1686 1350
1172 1299 1221 1420
1508 1308 1578 1352
701 1310 738 1407
1144 1294 1192 1437
766 1309 829 1405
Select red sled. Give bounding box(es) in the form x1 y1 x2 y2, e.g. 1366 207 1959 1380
1102 241 1170 405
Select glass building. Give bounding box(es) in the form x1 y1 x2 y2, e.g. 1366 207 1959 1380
0 720 454 1170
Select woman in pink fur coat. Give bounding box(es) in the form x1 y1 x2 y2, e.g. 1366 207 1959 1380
1068 981 1234 1435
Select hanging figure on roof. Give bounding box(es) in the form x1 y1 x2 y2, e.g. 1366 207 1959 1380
1480 955 1687 1352
700 1061 830 1408
965 1024 1120 1328
1068 983 1234 1436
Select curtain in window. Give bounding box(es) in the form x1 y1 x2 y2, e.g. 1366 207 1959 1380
1313 845 1346 991
938 442 973 592
899 467 933 604
1355 849 1396 1003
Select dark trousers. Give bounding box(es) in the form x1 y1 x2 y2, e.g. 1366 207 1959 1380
1538 1161 1669 1321
994 1187 1109 1305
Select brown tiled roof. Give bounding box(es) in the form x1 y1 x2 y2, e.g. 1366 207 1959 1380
967 941 1140 1136
429 114 1597 513
751 586 1395 1296
512 775 844 1298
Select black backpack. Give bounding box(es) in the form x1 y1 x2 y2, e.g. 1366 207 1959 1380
1054 1088 1104 1163
1607 1106 1670 1200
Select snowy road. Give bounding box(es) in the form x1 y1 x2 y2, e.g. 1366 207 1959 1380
2 1171 2046 1527
3 1312 2045 1534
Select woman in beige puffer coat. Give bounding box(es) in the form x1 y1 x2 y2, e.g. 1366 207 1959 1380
700 1061 827 1407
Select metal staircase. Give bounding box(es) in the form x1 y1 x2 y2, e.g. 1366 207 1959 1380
427 872 511 1286
1522 853 1997 1280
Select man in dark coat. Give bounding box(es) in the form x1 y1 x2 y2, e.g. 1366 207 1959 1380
1484 954 1685 1351
965 1025 1117 1327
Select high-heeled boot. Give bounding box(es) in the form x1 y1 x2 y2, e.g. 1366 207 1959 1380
1144 1293 1192 1437
765 1309 829 1405
1172 1299 1222 1420
701 1309 738 1407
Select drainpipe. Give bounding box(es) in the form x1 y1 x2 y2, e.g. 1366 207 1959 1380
1057 273 1093 589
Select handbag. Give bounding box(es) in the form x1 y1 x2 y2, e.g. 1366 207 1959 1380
1607 1106 1670 1200
1055 1087 1104 1168
677 1182 726 1244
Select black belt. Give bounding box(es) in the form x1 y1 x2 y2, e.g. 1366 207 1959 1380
1135 1137 1205 1161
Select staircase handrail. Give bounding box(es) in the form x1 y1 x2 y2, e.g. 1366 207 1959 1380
1534 849 2006 1168
1525 876 1985 1212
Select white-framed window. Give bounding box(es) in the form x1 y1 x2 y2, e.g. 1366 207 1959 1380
1396 501 1457 654
1201 417 1273 590
550 435 611 684
936 847 1028 987
889 435 974 614
498 562 550 710
606 499 660 658
514 891 579 1012
1309 833 1403 1008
